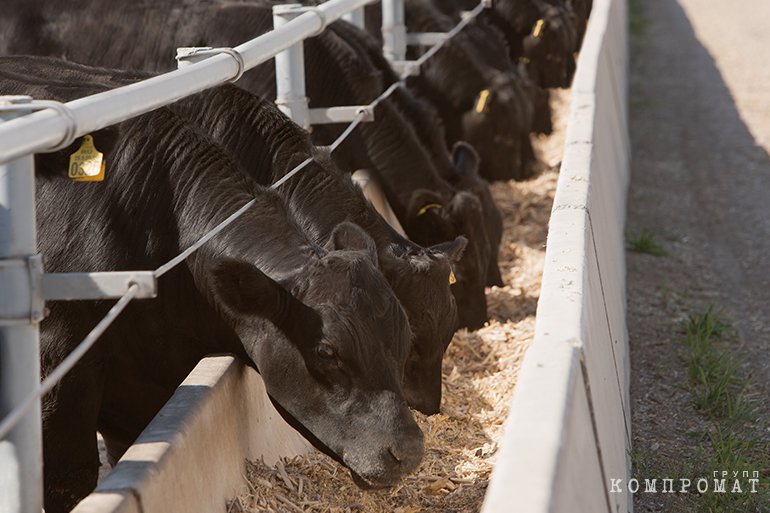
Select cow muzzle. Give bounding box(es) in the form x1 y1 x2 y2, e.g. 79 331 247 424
341 404 425 488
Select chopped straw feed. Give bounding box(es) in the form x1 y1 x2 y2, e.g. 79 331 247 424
231 90 570 513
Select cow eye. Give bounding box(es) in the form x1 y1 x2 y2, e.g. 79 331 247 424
315 343 336 360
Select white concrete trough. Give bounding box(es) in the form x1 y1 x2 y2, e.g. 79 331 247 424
72 357 310 513
481 0 631 511
70 0 630 511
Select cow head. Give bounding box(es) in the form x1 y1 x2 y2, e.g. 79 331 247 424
349 169 466 415
207 222 423 487
460 71 538 181
447 142 504 287
519 7 578 88
380 236 466 414
531 84 553 135
404 189 489 331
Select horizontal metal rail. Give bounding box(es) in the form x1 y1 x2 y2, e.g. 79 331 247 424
406 32 449 45
308 105 375 124
0 0 378 165
42 272 157 300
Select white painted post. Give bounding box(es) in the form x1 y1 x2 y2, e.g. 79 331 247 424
381 0 407 62
0 97 43 513
273 3 311 129
342 7 365 29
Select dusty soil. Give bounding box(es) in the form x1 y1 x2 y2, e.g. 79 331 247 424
231 90 571 513
627 0 770 511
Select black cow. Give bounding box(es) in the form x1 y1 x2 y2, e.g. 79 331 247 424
361 0 540 182
2 53 466 415
438 0 581 89
291 23 495 326
422 0 554 135
325 20 505 289
171 85 469 413
0 0 494 330
0 71 423 512
297 27 492 328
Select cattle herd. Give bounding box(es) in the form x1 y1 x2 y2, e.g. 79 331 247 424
0 0 589 511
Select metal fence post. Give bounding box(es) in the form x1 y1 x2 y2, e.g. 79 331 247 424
0 98 43 513
382 0 406 62
342 7 365 29
273 4 311 129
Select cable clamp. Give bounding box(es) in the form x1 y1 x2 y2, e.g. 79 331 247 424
176 47 246 83
0 96 78 152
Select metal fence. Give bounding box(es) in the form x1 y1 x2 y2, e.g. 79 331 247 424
0 1 491 511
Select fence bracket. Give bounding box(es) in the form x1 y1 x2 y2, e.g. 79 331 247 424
176 47 246 83
1 264 157 324
406 32 449 46
342 7 365 29
390 61 421 76
0 96 78 152
0 255 44 325
308 106 375 124
42 271 158 301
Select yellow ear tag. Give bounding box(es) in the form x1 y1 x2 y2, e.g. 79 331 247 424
532 19 545 38
68 135 105 182
417 203 443 216
475 89 491 113
449 269 457 285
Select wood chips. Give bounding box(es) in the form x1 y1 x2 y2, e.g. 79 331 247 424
231 90 569 513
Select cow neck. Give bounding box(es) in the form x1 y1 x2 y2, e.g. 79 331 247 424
235 95 418 258
113 108 319 281
304 29 450 212
359 100 454 209
198 192 319 285
170 86 413 258
427 44 492 110
283 159 416 254
172 86 285 186
403 2 490 113
489 3 541 58
388 87 456 180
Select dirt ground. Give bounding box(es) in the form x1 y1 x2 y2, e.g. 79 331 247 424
627 0 770 511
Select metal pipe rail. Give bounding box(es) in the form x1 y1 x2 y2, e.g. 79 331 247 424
0 2 490 512
0 0 378 165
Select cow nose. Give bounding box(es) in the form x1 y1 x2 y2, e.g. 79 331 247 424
403 366 443 415
409 394 441 416
387 431 424 474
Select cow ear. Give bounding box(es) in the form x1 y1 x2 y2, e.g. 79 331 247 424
407 189 445 218
208 258 321 342
325 222 378 266
487 262 505 287
405 189 452 242
451 142 480 177
430 236 468 264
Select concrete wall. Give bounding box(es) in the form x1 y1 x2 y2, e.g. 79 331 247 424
72 357 310 513
480 0 632 511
